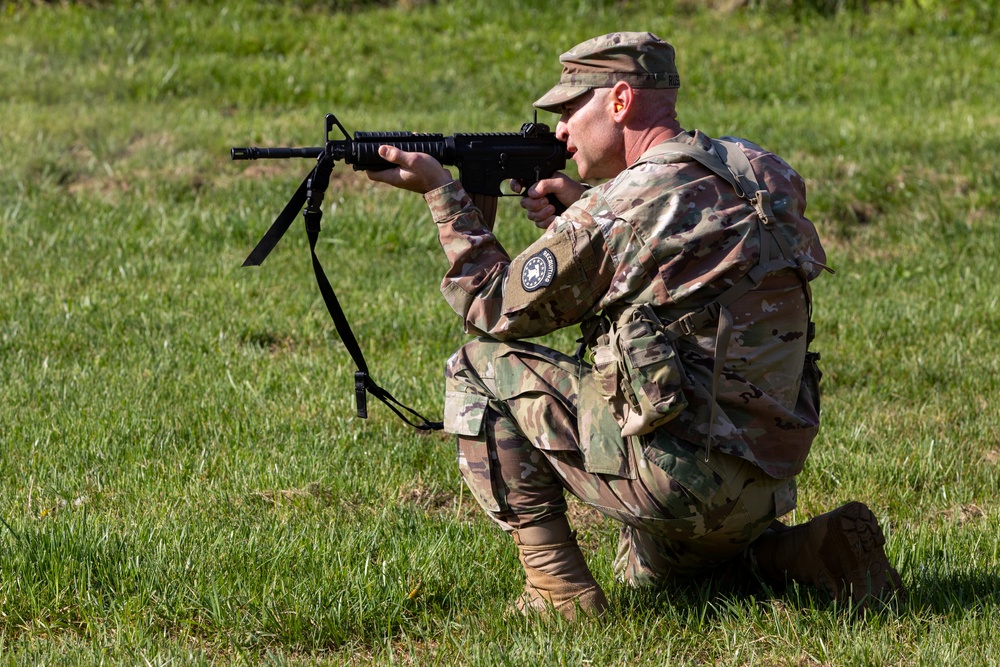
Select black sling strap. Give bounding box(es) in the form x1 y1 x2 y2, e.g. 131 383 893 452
243 156 443 431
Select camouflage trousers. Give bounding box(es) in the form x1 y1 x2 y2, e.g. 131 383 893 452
444 337 797 587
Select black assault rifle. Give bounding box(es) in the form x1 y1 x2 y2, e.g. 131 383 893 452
231 113 569 430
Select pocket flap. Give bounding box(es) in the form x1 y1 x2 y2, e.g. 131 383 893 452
625 335 674 368
443 391 487 436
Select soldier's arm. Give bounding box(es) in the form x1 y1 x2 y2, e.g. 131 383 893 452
426 181 612 339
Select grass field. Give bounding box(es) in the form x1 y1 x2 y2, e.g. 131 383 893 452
2 1 1000 664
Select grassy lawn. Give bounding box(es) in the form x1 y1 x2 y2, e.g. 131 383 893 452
2 1 999 664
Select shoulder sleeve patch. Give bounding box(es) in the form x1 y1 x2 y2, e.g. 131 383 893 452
520 248 557 292
504 232 584 315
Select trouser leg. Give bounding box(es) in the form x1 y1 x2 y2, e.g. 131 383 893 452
447 338 585 530
447 338 676 532
455 403 569 530
613 451 791 587
444 338 800 600
454 403 609 618
447 339 607 618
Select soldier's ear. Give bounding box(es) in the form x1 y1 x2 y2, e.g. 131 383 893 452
610 82 633 121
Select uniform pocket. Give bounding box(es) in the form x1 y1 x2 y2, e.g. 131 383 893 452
443 391 487 436
604 306 689 437
642 435 721 505
502 227 596 317
457 437 504 514
591 335 628 426
578 365 634 478
447 391 505 514
618 319 688 436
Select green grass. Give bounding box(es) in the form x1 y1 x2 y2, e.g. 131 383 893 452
2 0 1000 664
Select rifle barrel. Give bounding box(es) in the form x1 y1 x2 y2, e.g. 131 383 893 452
231 146 324 160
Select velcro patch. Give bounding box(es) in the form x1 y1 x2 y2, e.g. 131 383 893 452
520 248 557 292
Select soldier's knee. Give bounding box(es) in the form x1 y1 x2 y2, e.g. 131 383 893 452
445 337 528 388
446 338 496 381
444 340 520 436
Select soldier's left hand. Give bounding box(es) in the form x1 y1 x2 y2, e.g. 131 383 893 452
366 146 454 194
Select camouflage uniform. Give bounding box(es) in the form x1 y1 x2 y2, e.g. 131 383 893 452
426 114 826 587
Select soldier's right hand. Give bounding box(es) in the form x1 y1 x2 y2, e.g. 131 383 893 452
513 173 588 229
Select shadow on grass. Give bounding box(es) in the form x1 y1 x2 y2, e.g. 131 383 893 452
906 570 1000 614
610 561 1000 624
607 562 917 622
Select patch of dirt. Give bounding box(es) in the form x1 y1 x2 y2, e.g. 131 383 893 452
938 503 985 525
250 481 333 505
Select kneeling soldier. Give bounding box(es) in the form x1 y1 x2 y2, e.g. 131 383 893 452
368 32 905 618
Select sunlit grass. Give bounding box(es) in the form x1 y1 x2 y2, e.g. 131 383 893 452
2 1 1000 664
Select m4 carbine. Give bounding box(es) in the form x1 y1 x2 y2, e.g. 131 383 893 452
231 113 568 431
232 113 568 226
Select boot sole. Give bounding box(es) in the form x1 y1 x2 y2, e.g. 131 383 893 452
821 501 906 607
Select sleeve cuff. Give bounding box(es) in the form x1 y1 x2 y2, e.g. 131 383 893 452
423 180 473 223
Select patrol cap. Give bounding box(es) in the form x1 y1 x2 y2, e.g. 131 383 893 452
533 32 680 114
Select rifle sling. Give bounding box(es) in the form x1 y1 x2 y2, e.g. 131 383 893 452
242 171 310 267
245 160 443 431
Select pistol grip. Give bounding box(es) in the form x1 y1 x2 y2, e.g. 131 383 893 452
547 194 567 215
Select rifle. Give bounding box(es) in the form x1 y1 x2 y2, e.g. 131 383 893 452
231 113 569 430
232 113 568 228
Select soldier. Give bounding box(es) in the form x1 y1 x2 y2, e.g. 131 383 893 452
367 32 905 619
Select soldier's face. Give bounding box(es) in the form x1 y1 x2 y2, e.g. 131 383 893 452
556 89 624 181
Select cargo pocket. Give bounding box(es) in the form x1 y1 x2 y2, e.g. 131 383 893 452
617 318 688 436
447 391 506 514
591 336 628 426
642 434 721 506
456 437 505 514
578 364 634 478
443 391 487 436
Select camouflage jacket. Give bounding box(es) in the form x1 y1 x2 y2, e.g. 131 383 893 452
424 129 828 478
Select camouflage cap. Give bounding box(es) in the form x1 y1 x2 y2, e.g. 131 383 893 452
533 32 680 113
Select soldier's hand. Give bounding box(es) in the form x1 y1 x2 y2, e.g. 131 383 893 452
366 146 454 194
514 173 588 229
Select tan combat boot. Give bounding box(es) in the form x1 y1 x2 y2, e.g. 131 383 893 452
512 516 609 620
750 501 906 608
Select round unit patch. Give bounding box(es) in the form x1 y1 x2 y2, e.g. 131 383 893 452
521 248 557 292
